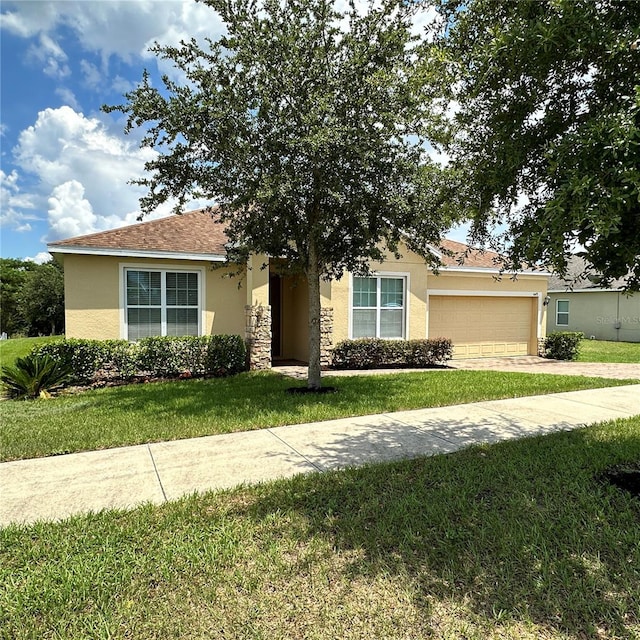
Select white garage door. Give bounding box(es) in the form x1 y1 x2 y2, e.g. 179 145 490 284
429 296 533 358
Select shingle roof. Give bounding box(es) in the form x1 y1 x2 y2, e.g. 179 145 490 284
48 208 538 273
548 255 627 290
437 238 506 269
48 208 228 256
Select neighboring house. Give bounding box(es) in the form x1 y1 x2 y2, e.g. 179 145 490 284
547 256 639 343
48 209 549 367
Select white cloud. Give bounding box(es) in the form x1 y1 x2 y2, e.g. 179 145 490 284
8 106 209 243
2 1 225 68
111 75 136 94
0 169 37 229
47 180 98 238
54 87 80 110
9 106 176 241
25 251 52 264
26 32 70 79
80 59 102 90
0 1 62 38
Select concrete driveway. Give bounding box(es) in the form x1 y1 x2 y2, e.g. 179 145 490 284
449 356 640 380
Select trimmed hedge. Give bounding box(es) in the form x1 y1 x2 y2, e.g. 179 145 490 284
543 331 584 361
31 335 247 385
31 338 135 383
331 338 453 369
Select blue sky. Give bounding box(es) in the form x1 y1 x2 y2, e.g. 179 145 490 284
1 0 464 263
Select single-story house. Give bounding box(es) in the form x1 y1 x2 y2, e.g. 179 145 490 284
48 209 550 367
547 256 639 343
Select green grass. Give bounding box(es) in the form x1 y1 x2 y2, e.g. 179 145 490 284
578 339 640 363
2 415 639 639
0 336 61 368
1 370 636 462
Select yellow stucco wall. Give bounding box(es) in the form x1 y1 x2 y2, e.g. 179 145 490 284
330 250 548 349
62 254 248 340
61 248 549 359
246 254 270 307
547 291 640 342
63 254 121 340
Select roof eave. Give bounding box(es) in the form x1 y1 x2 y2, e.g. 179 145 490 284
47 245 227 262
547 287 623 293
437 266 550 276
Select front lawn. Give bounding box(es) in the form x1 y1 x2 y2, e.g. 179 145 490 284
0 336 61 367
2 415 639 639
1 370 635 462
578 339 640 363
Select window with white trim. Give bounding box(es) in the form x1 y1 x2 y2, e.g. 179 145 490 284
352 276 406 339
556 299 569 326
125 269 200 340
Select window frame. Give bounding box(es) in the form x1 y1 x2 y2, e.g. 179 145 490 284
555 299 570 326
349 272 409 340
120 263 205 340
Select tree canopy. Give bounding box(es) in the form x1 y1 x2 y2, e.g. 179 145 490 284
106 0 457 388
433 0 640 289
0 259 64 337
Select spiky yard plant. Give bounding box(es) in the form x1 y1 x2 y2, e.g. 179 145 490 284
1 354 72 400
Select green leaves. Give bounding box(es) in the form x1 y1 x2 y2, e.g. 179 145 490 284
1 354 72 400
105 0 453 275
105 0 459 387
434 0 640 289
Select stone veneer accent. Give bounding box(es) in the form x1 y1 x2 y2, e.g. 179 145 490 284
245 304 272 370
537 337 546 357
320 307 334 369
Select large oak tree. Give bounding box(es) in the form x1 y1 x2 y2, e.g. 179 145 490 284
107 0 457 388
433 0 640 289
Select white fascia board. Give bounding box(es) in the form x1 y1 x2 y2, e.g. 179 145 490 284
48 245 227 262
547 288 621 294
428 289 540 297
436 266 551 276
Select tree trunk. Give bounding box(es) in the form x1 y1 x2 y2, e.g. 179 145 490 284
307 237 322 390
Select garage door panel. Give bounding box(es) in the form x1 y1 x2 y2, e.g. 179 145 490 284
429 296 532 359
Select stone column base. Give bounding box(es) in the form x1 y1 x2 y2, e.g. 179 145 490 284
320 307 334 369
245 304 272 370
537 337 546 357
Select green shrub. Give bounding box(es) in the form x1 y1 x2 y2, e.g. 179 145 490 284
1 354 72 399
136 336 205 377
331 338 453 369
544 331 584 361
205 335 247 376
405 338 454 366
30 335 247 386
135 335 246 377
32 338 134 382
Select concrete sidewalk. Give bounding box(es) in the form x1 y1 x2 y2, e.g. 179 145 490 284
2 384 639 527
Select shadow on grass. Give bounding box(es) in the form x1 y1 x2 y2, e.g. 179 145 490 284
72 369 633 424
237 420 640 637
